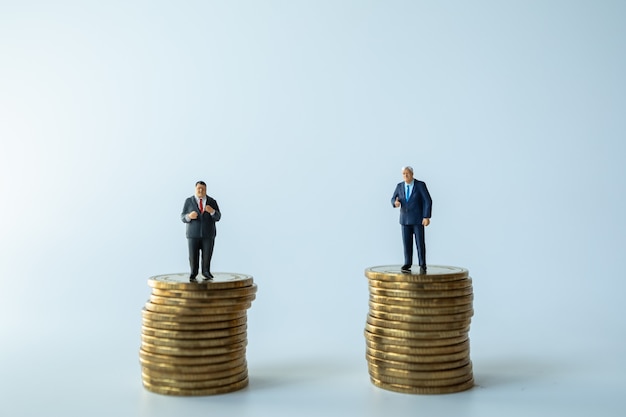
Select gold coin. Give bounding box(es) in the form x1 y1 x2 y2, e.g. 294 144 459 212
142 370 248 389
368 300 473 316
142 317 247 331
140 340 247 356
141 308 246 323
141 333 247 348
365 338 470 356
367 311 473 326
148 273 254 290
141 324 247 340
365 322 470 339
364 330 469 348
367 278 472 291
368 361 472 380
370 375 474 394
141 363 247 381
382 319 469 332
370 375 474 388
366 346 470 364
367 315 471 331
366 353 471 371
370 371 473 388
144 301 252 315
365 265 469 282
142 376 248 396
140 355 246 373
151 285 257 299
369 286 473 299
368 304 474 321
139 348 246 365
148 294 256 307
370 294 474 307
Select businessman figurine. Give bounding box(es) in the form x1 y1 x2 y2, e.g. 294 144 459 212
391 166 432 274
181 181 221 282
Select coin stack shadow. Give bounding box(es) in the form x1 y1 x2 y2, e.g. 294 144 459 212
139 273 257 396
364 265 474 394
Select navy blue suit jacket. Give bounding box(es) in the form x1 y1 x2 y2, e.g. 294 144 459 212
391 180 432 225
181 196 221 239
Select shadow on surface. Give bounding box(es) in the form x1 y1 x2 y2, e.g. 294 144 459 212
247 356 364 391
473 356 569 389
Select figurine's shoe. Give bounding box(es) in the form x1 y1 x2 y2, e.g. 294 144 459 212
419 266 427 274
202 272 214 280
189 275 198 282
401 265 411 273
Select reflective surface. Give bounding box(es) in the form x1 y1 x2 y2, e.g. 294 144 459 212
365 265 469 282
148 273 254 290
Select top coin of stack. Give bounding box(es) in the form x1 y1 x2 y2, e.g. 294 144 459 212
364 265 474 394
140 272 257 396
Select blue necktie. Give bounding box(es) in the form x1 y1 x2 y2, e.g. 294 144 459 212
406 185 410 201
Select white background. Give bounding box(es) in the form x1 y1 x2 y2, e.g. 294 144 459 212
1 1 625 416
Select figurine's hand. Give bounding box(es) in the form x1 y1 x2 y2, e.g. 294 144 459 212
205 205 216 215
394 197 401 208
422 218 430 227
189 211 198 220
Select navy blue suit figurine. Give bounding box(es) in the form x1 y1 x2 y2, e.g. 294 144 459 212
391 166 432 274
181 181 221 282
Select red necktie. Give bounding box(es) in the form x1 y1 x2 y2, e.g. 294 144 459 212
199 198 203 213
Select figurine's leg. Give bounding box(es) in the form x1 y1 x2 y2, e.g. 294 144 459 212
188 238 200 278
401 225 414 266
201 237 215 278
415 224 426 270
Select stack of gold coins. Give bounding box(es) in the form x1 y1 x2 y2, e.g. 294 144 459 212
364 265 474 394
139 273 257 396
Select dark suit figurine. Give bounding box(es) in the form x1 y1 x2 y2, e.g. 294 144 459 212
181 181 221 282
391 166 432 274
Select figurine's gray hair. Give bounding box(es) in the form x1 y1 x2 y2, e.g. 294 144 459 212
402 166 414 174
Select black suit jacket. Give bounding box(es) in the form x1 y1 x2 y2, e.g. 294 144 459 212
181 196 221 239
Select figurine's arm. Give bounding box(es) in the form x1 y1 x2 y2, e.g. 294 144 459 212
419 182 432 225
391 186 401 208
205 198 221 222
181 199 198 223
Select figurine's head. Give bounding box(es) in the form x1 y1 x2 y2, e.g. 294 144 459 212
402 166 414 183
195 181 207 198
